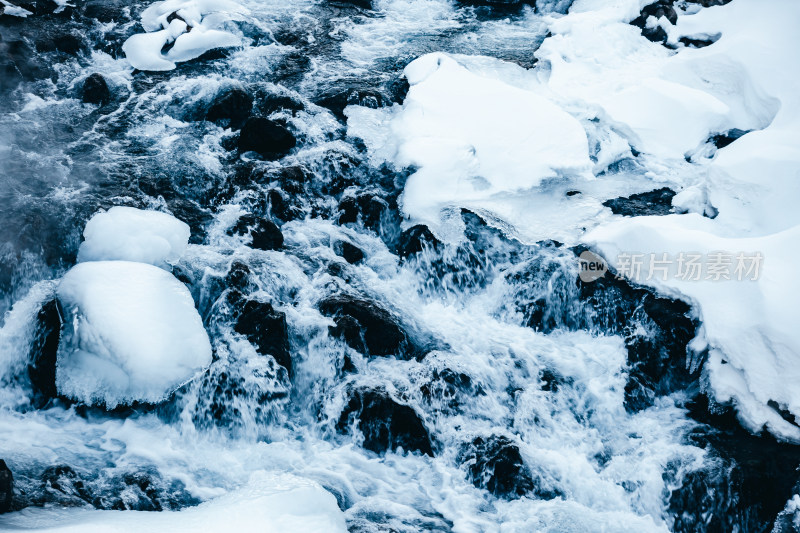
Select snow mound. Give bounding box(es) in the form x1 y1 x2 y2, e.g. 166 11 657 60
56 261 211 408
346 52 593 242
0 471 347 532
77 207 190 268
122 0 247 71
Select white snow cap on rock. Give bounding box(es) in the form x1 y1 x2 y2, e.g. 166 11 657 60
56 261 212 408
77 206 190 268
346 52 593 242
122 0 247 71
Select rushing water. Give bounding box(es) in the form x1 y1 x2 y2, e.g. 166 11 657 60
0 0 798 531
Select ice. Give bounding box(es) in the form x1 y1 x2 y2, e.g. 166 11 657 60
56 261 212 408
0 0 32 16
0 471 346 533
77 207 191 268
346 52 593 242
122 0 246 71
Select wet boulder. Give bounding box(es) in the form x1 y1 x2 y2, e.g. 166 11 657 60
230 293 291 374
314 87 383 120
207 87 252 129
229 214 284 251
0 39 52 91
460 435 556 500
238 117 296 160
333 240 363 264
337 388 433 456
337 193 388 229
0 460 12 513
397 224 441 257
28 299 61 403
82 0 127 22
224 260 251 292
41 465 90 506
81 73 110 105
36 32 84 55
319 293 408 357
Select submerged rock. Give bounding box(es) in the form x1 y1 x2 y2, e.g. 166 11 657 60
238 117 296 159
41 465 90 506
333 240 363 264
337 388 433 456
229 215 284 251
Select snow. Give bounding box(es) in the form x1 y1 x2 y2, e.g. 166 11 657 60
56 261 212 408
122 0 246 71
346 52 593 242
77 207 190 268
0 0 32 16
0 471 347 533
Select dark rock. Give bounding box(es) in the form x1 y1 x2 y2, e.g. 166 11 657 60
397 225 440 257
685 0 731 6
603 187 676 217
231 295 291 374
337 388 433 456
328 0 373 10
710 128 750 149
229 215 284 251
207 87 252 129
460 435 543 499
631 1 677 43
334 240 364 264
11 0 58 16
41 465 89 505
0 39 51 91
336 193 388 229
238 117 296 159
28 299 61 402
337 197 359 224
318 294 408 357
81 73 110 105
261 94 304 116
420 368 476 410
224 260 251 291
82 0 126 22
315 87 383 120
679 35 718 49
0 460 12 514
670 394 800 532
329 315 366 354
37 33 83 55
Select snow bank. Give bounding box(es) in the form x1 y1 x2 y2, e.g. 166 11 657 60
0 471 347 532
77 207 190 268
577 0 800 441
122 0 247 71
56 261 211 408
346 52 593 242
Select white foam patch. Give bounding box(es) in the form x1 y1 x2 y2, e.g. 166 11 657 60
77 206 190 268
56 261 212 408
0 471 346 533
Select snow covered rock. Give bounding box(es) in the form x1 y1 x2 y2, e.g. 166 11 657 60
122 0 246 71
346 52 593 243
56 261 211 408
77 207 190 269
